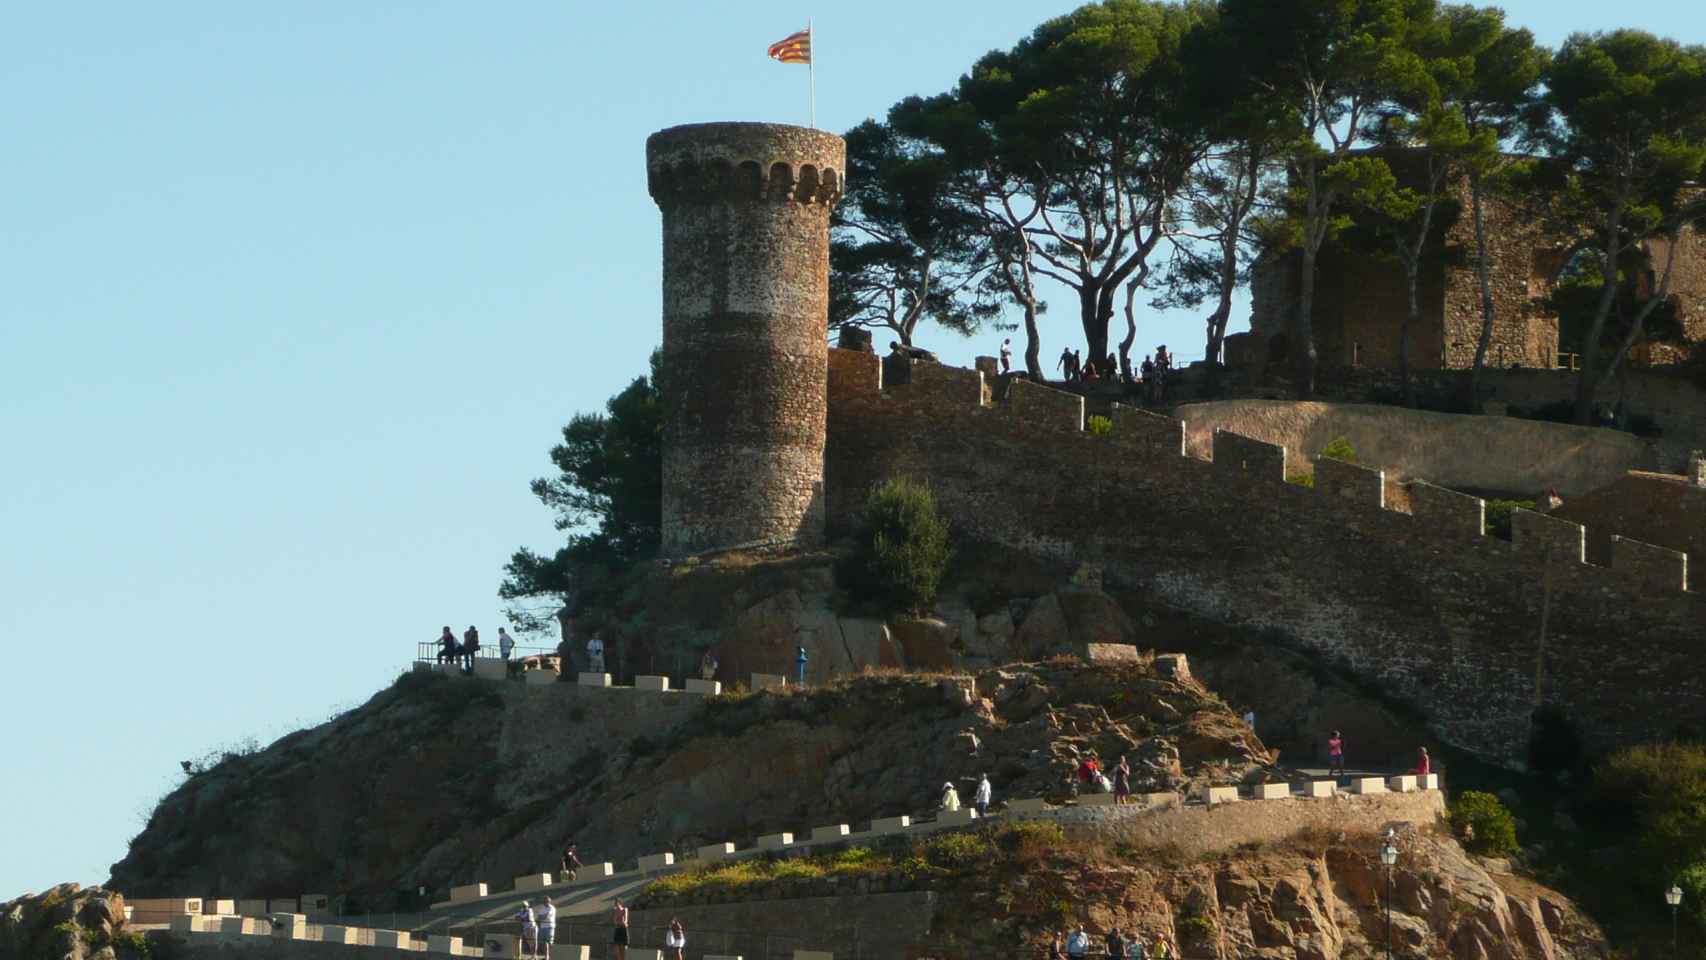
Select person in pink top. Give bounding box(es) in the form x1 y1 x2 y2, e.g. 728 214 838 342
1327 730 1345 779
1413 746 1430 777
610 898 629 960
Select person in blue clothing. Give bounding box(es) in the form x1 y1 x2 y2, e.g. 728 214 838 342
795 645 809 687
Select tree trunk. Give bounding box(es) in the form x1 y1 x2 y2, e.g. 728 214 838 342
1467 167 1498 409
1571 218 1624 425
1080 286 1111 369
1120 278 1141 381
1296 244 1319 399
1023 298 1042 382
1400 252 1420 409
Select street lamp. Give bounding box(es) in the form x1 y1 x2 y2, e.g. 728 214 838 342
1666 884 1682 959
1379 830 1400 960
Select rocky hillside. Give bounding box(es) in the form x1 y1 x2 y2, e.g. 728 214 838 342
1 886 139 960
108 652 1267 911
633 819 1607 959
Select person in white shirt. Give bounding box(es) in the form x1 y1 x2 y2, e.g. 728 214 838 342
999 338 1013 373
499 627 516 661
587 635 605 674
514 900 537 960
1065 927 1090 959
940 781 961 812
974 774 992 816
535 897 555 960
663 917 685 960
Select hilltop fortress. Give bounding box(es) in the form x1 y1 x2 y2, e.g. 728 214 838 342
646 122 1704 766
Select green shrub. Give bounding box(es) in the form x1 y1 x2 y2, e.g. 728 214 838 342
1321 436 1357 463
1593 743 1706 875
925 831 993 869
1286 473 1315 488
1449 791 1519 857
846 477 952 614
1087 415 1113 436
1484 499 1536 541
1676 862 1706 932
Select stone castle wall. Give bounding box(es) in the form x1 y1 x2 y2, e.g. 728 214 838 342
825 350 1704 765
647 123 845 556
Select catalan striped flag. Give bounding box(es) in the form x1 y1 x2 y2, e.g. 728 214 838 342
767 27 811 65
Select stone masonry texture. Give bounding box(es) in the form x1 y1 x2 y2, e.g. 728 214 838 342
824 348 1705 765
647 123 845 556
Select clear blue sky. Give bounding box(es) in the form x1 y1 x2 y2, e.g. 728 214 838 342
2 0 1698 901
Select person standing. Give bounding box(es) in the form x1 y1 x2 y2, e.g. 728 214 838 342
999 338 1013 373
1057 347 1074 382
1106 927 1128 959
1414 746 1430 777
437 626 457 665
1327 729 1346 779
514 900 537 960
462 625 480 671
974 774 992 816
1047 932 1066 960
499 627 516 661
536 897 556 960
700 649 718 682
587 634 605 674
1065 926 1090 960
610 898 629 960
1113 755 1132 805
795 645 809 687
940 781 961 812
559 842 581 884
663 917 685 960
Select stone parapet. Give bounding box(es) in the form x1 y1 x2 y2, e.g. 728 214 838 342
635 675 671 692
685 678 722 695
1314 456 1385 508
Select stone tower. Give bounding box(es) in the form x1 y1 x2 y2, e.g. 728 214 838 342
646 122 845 556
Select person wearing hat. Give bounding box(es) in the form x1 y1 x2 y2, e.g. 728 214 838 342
974 773 992 816
514 899 537 960
940 780 961 812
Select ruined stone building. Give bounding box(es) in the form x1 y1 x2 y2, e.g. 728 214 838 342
1240 153 1706 375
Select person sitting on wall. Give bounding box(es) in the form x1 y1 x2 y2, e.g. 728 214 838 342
436 626 458 665
462 625 480 672
1410 746 1431 778
1082 361 1101 383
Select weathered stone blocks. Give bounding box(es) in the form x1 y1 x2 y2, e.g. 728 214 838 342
473 659 508 681
1313 456 1385 508
870 816 910 833
1076 792 1118 807
1388 775 1419 792
319 925 358 945
449 883 487 903
428 935 463 954
1212 430 1286 483
513 874 552 892
1203 785 1241 805
1005 798 1053 814
637 852 676 872
1611 535 1689 593
936 808 980 825
697 842 736 861
1349 777 1387 794
1408 481 1485 539
810 824 850 842
757 831 794 849
635 675 670 692
236 900 268 918
1306 781 1336 798
1511 508 1586 563
374 931 412 950
1255 783 1292 800
578 673 612 688
203 899 235 916
525 669 559 686
685 678 722 695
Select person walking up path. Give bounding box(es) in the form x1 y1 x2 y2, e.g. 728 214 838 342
1327 729 1346 779
974 774 992 816
609 898 628 960
536 897 555 960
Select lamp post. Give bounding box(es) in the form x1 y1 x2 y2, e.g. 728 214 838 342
1379 831 1400 960
1666 884 1682 959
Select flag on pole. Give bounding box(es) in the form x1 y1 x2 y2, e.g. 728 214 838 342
767 27 811 64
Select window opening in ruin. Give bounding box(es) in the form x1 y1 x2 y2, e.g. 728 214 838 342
1352 342 1362 367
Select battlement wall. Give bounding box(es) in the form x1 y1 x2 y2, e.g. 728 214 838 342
825 350 1705 763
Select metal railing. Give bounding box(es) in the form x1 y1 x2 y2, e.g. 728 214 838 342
416 641 558 666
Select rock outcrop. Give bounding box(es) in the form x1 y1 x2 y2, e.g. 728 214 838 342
1 885 137 960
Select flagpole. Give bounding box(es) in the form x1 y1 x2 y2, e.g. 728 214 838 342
808 19 816 128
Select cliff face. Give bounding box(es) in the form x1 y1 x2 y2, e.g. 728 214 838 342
0 885 135 960
107 656 1265 911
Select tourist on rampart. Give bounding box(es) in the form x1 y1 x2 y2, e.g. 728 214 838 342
1413 746 1430 777
499 627 515 661
1083 361 1101 383
1327 730 1346 779
1077 756 1101 790
1046 932 1066 960
700 649 718 681
940 780 961 812
1065 926 1090 960
536 897 555 960
974 774 992 816
664 917 685 960
437 626 458 665
1151 934 1172 959
1106 927 1128 959
587 635 605 674
560 842 581 882
1112 756 1132 805
610 898 629 959
1073 350 1084 382
515 900 537 960
1132 932 1150 959
1106 353 1120 383
462 625 481 671
795 645 809 687
1000 338 1013 374
1057 347 1076 382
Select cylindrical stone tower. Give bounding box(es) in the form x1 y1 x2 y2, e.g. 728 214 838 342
646 122 845 556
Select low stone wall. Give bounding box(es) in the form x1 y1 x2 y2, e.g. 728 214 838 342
627 891 934 960
1177 398 1655 497
1076 787 1445 859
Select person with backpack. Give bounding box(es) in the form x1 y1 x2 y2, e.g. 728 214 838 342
462 625 480 671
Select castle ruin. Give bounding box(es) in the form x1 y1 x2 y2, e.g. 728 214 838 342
649 123 1704 766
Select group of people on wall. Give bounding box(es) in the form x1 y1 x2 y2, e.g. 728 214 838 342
989 338 1176 403
433 624 516 671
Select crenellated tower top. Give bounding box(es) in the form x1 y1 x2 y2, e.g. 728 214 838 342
647 122 844 207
